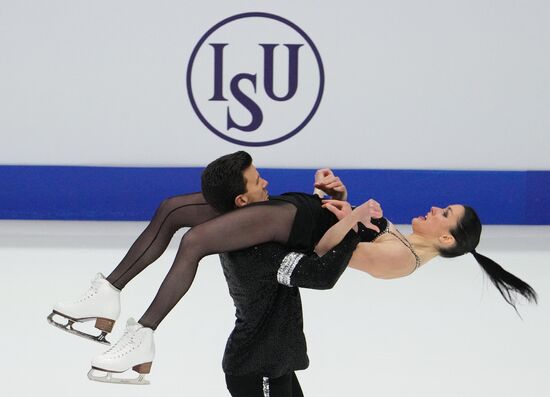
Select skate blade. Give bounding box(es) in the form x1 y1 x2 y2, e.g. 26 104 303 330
47 312 111 345
87 368 150 386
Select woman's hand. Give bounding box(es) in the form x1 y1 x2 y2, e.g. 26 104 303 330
315 198 382 256
322 199 352 220
324 199 382 232
354 199 383 233
314 169 347 200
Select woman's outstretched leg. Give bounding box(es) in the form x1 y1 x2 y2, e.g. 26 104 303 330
48 192 220 344
138 201 297 329
107 192 220 289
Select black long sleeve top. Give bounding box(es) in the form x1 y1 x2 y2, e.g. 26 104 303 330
221 193 384 377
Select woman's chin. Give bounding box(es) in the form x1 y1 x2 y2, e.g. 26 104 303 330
411 217 424 231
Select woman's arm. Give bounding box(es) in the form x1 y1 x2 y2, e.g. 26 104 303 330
315 199 382 256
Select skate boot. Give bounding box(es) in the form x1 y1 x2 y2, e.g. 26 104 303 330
87 318 155 385
47 273 120 345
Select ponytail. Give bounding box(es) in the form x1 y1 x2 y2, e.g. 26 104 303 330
439 206 538 313
471 250 538 313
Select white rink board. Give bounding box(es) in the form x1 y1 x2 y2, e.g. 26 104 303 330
1 0 549 169
0 220 548 397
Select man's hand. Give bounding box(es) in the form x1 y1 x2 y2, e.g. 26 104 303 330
314 168 347 200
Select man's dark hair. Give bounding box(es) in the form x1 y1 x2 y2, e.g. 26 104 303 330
201 151 253 213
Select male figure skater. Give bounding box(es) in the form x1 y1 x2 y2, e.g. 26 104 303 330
199 151 356 396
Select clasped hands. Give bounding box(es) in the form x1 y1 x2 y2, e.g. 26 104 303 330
322 198 383 233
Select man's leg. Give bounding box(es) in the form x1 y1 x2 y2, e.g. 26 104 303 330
226 373 300 397
225 374 265 397
291 373 304 397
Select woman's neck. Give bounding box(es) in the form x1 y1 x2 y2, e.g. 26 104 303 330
406 233 440 264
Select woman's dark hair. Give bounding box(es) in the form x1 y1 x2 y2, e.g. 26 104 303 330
201 151 253 213
439 206 538 312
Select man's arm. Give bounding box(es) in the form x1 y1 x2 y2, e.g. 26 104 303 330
276 229 361 290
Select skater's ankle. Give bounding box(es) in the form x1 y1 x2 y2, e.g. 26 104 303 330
137 319 155 330
105 275 124 291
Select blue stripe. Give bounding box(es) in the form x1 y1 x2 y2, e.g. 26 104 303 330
1 165 548 224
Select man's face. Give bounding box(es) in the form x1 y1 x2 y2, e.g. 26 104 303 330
241 164 269 205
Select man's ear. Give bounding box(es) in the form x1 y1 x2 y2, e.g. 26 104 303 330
234 194 249 208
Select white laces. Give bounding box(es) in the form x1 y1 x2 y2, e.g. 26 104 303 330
104 319 141 355
73 273 104 303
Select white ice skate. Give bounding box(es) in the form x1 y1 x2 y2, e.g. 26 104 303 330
87 318 155 385
47 273 120 345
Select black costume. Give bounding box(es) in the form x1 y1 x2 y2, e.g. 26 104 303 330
220 193 387 396
105 191 386 396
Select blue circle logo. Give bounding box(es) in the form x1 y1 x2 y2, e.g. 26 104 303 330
187 12 325 147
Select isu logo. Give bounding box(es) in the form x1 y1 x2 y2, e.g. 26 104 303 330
187 12 324 146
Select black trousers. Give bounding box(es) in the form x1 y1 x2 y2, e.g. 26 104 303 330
225 372 304 397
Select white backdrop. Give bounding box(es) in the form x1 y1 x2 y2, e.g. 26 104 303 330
1 0 549 169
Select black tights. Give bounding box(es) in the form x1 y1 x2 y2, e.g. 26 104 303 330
138 199 297 329
104 192 298 330
106 193 219 289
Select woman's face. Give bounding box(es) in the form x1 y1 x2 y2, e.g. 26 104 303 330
412 204 465 240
